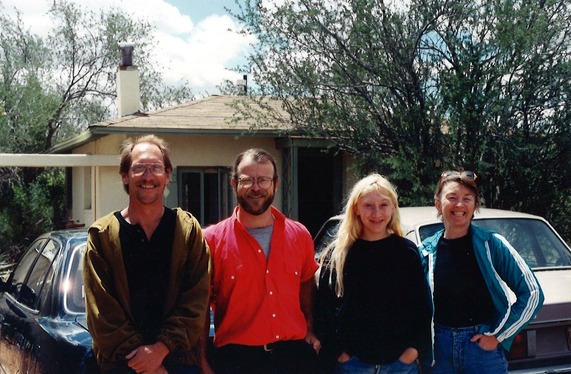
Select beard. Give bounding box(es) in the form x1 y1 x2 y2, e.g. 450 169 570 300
237 189 275 216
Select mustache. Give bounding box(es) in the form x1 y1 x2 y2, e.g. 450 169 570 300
247 191 267 198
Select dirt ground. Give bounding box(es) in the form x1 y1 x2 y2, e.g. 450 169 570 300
0 343 38 373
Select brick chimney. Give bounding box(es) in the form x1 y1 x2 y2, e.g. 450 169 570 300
116 42 140 117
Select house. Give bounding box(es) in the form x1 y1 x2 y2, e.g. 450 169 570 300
0 46 361 237
49 94 357 236
40 45 359 235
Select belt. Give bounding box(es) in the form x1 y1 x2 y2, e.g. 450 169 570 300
262 340 296 352
219 340 303 355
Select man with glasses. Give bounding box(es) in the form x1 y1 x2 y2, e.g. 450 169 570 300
84 134 210 374
201 148 320 374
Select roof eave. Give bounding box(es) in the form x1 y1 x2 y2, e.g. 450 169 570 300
47 127 290 154
47 130 101 154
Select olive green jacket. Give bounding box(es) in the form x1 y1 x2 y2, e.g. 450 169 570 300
83 208 210 371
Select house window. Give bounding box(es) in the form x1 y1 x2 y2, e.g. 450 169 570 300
178 167 233 227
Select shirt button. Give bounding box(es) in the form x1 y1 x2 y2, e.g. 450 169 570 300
276 335 280 339
231 276 235 280
272 313 276 318
294 271 299 276
266 270 270 274
269 291 273 295
258 249 262 253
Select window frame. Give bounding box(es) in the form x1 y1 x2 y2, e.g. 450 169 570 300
177 167 233 226
8 237 62 311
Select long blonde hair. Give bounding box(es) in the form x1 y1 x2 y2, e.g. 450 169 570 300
320 173 403 297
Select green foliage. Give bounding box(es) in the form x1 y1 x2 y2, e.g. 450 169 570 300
549 192 571 245
0 0 195 255
234 0 571 234
0 168 65 262
0 0 195 152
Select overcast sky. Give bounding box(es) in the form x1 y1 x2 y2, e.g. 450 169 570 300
1 0 255 96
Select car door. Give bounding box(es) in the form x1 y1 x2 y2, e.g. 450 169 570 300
0 237 61 374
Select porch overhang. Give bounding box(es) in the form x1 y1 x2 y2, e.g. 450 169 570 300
0 154 118 167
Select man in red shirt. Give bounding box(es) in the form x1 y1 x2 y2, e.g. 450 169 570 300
202 148 320 373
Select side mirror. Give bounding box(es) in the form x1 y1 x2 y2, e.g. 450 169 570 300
19 284 36 307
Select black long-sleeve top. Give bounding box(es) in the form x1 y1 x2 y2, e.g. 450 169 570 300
315 235 432 370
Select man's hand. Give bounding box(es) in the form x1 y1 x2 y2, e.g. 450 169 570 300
125 341 169 373
304 330 321 353
471 334 500 351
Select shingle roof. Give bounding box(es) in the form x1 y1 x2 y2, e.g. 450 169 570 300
50 95 292 153
93 95 289 133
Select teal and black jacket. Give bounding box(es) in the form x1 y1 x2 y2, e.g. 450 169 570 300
419 224 544 366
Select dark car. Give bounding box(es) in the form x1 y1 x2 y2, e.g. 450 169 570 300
0 228 217 373
314 207 571 373
0 228 97 373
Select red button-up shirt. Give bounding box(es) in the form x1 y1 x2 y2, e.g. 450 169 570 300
204 206 318 347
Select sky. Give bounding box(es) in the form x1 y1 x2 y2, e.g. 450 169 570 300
1 0 255 96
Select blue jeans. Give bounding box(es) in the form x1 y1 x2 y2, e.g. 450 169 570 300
430 324 508 374
334 355 419 374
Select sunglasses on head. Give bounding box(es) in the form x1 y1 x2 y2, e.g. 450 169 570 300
440 170 478 181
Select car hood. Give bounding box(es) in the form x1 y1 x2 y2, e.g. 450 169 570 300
532 268 571 324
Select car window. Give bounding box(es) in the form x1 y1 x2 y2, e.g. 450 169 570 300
418 218 571 269
20 239 61 310
418 223 444 242
8 238 61 310
64 244 86 314
9 238 47 298
473 218 571 268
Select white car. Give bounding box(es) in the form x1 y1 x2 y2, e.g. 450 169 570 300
313 207 571 373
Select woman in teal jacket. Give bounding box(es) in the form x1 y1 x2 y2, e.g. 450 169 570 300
419 171 544 374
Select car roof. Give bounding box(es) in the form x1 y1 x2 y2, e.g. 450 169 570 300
328 207 541 223
319 206 546 239
40 228 88 244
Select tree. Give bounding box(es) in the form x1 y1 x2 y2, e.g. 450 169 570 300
0 0 195 152
0 0 196 257
232 0 571 240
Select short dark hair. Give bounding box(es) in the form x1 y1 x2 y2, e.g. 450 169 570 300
232 148 278 181
434 171 481 207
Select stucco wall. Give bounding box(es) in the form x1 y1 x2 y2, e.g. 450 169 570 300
70 134 283 226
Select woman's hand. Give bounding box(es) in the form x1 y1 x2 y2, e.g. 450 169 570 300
471 334 500 351
337 351 351 363
399 347 418 364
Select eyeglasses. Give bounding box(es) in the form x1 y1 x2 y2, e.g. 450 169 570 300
130 163 166 176
440 170 478 181
238 176 274 189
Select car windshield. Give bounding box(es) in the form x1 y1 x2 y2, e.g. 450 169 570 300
419 218 571 269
